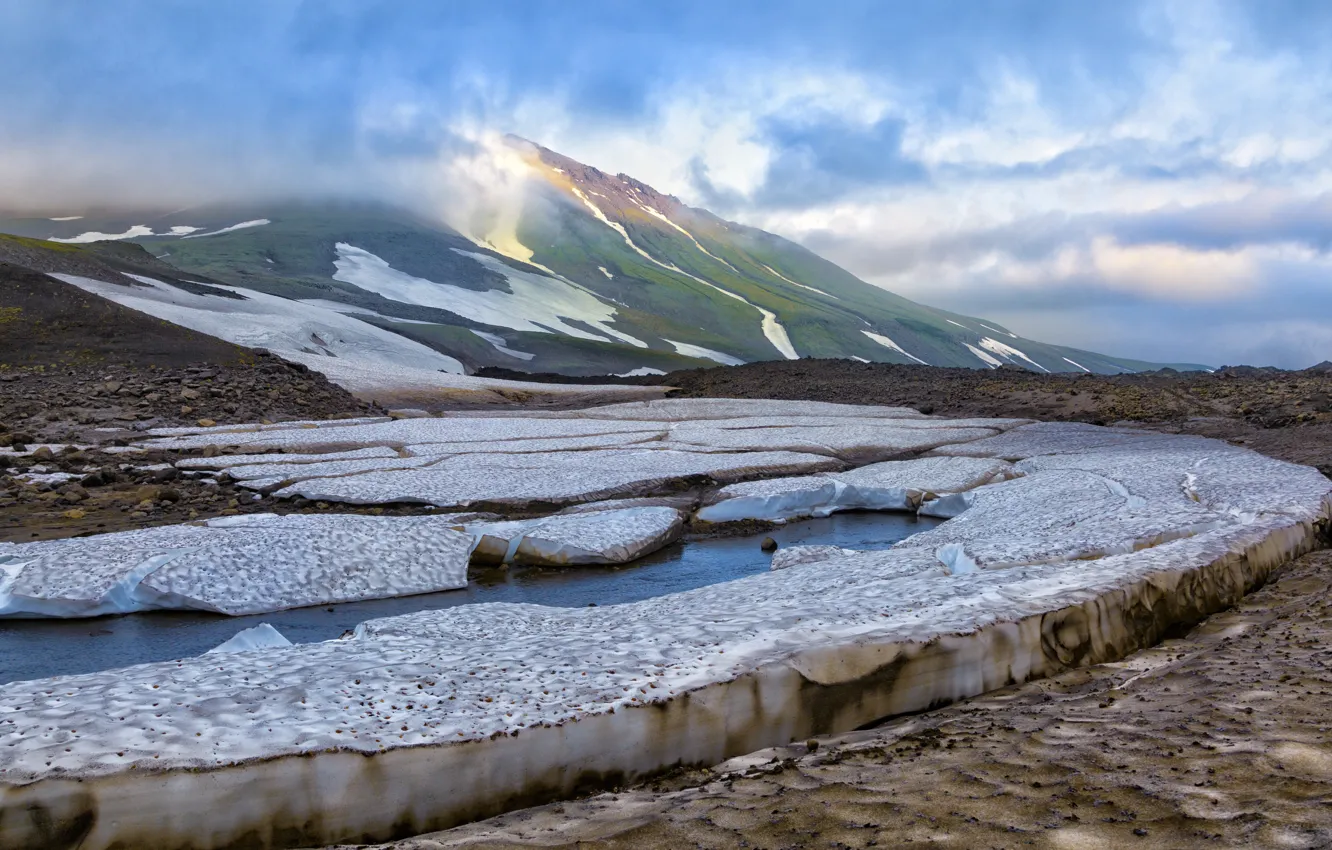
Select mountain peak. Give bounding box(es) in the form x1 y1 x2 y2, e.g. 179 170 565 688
0 141 1210 377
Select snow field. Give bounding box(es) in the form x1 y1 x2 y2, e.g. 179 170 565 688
0 514 472 618
4 402 1330 849
332 243 646 348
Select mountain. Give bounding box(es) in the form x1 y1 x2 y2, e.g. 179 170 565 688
0 138 1208 378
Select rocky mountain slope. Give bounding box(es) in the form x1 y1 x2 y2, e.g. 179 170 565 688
0 139 1207 377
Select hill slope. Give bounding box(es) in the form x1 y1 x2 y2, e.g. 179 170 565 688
0 140 1207 376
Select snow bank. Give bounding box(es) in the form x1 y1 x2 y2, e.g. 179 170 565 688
698 456 1016 523
0 514 471 618
469 506 685 566
274 449 840 509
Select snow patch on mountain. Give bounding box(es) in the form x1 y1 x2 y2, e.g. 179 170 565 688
664 339 745 366
297 300 438 326
979 323 1018 339
471 330 536 361
569 186 797 360
48 216 83 222
52 225 155 243
615 367 667 377
965 343 1004 368
979 337 1050 372
759 263 837 300
53 272 465 375
181 219 270 239
1063 357 1092 373
331 243 645 349
862 331 928 365
637 203 736 271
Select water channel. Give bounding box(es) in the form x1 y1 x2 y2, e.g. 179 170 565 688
0 510 938 684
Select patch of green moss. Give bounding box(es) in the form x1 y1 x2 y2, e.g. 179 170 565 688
0 233 84 253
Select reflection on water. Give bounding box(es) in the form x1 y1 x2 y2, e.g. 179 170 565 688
0 511 938 685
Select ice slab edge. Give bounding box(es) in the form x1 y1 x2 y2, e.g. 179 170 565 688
3 511 1326 850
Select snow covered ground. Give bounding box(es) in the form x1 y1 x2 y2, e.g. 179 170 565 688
2 400 1329 850
54 273 466 375
0 514 472 617
332 243 646 348
48 272 662 403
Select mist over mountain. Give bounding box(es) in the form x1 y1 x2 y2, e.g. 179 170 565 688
1 137 1208 378
3 2 1330 367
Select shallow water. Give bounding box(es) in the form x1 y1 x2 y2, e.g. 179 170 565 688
0 511 936 685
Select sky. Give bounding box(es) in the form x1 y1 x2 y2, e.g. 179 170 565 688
3 0 1332 368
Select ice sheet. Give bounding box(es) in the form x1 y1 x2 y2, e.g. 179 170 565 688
576 398 927 422
507 507 685 565
176 446 401 470
142 416 659 452
0 514 471 618
5 412 1330 849
275 449 840 508
667 424 998 460
698 456 1015 523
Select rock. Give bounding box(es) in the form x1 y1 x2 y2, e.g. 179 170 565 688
197 418 217 428
29 446 54 461
180 388 201 401
760 536 778 552
60 508 86 520
135 484 162 503
159 487 182 503
59 485 89 502
201 444 221 458
180 405 194 415
104 381 122 393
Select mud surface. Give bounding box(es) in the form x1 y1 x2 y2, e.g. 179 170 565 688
347 548 1332 850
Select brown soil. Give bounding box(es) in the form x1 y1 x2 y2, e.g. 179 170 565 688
664 359 1332 428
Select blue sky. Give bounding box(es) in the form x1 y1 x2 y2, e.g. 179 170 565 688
3 0 1331 367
